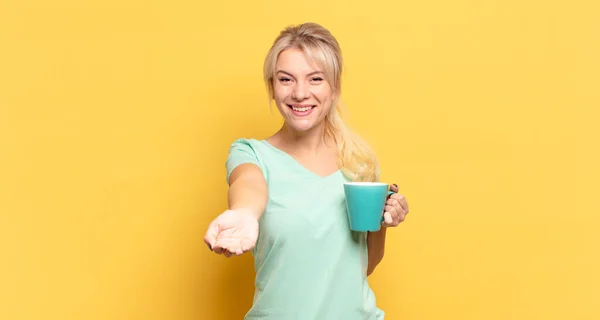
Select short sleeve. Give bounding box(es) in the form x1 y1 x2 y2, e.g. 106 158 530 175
225 138 265 183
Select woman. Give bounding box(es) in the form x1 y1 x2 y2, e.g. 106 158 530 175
204 22 410 319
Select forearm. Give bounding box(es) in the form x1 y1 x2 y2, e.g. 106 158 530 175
366 227 387 276
228 170 268 219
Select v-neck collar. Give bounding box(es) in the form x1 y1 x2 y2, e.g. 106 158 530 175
261 139 341 179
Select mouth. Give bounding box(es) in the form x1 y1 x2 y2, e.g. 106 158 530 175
287 104 317 117
288 104 316 112
287 104 316 117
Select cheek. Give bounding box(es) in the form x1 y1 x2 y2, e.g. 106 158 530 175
273 89 289 112
313 89 334 108
273 84 291 100
312 86 333 102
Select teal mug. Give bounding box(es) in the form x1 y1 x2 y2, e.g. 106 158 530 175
343 182 396 232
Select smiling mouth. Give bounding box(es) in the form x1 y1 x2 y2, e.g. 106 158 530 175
288 105 316 112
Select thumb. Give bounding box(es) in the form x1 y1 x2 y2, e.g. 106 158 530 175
204 221 219 250
389 183 399 193
383 211 393 225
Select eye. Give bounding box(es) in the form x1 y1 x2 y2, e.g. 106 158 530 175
278 77 292 83
311 77 324 83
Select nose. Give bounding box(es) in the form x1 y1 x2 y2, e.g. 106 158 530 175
292 82 308 100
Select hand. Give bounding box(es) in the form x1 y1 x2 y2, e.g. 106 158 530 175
204 209 259 258
382 184 409 227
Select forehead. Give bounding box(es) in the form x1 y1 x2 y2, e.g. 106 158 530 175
276 48 324 74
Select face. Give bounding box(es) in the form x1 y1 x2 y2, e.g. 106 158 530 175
272 48 336 133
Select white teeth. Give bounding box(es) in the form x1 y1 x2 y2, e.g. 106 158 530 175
292 106 312 112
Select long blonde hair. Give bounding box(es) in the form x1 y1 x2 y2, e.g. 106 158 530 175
263 22 379 182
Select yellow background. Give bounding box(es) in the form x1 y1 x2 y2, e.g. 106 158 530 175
1 0 598 319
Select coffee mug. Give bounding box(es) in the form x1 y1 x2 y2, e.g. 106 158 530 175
343 182 396 232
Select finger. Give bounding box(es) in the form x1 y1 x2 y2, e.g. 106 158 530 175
393 202 407 223
383 205 397 226
214 239 240 254
232 240 245 255
223 249 233 258
240 238 256 252
397 210 406 223
390 193 409 213
388 205 402 226
389 198 406 215
387 198 404 214
212 243 225 254
204 222 219 250
203 238 212 251
216 236 249 255
400 197 409 213
382 211 393 226
390 183 399 193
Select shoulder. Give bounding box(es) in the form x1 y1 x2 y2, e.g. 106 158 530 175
225 138 270 182
229 137 261 148
227 138 269 157
226 137 276 168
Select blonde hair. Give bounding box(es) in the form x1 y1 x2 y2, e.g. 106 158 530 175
263 22 379 182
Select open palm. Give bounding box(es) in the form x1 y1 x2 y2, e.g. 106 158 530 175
204 209 259 257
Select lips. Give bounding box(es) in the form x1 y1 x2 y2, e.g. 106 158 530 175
287 104 316 116
288 104 316 112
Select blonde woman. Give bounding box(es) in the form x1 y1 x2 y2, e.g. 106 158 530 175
204 22 410 319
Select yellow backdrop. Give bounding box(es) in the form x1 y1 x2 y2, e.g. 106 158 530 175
1 0 598 319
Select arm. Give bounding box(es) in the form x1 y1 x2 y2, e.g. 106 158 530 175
227 163 268 218
366 183 408 275
366 227 387 276
204 163 268 256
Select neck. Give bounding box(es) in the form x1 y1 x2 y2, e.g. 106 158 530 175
276 123 332 155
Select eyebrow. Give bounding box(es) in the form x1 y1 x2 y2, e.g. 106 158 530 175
276 70 324 77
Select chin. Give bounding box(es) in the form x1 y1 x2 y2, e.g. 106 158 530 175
286 119 323 132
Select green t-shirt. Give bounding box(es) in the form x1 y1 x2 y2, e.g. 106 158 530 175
226 138 384 320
